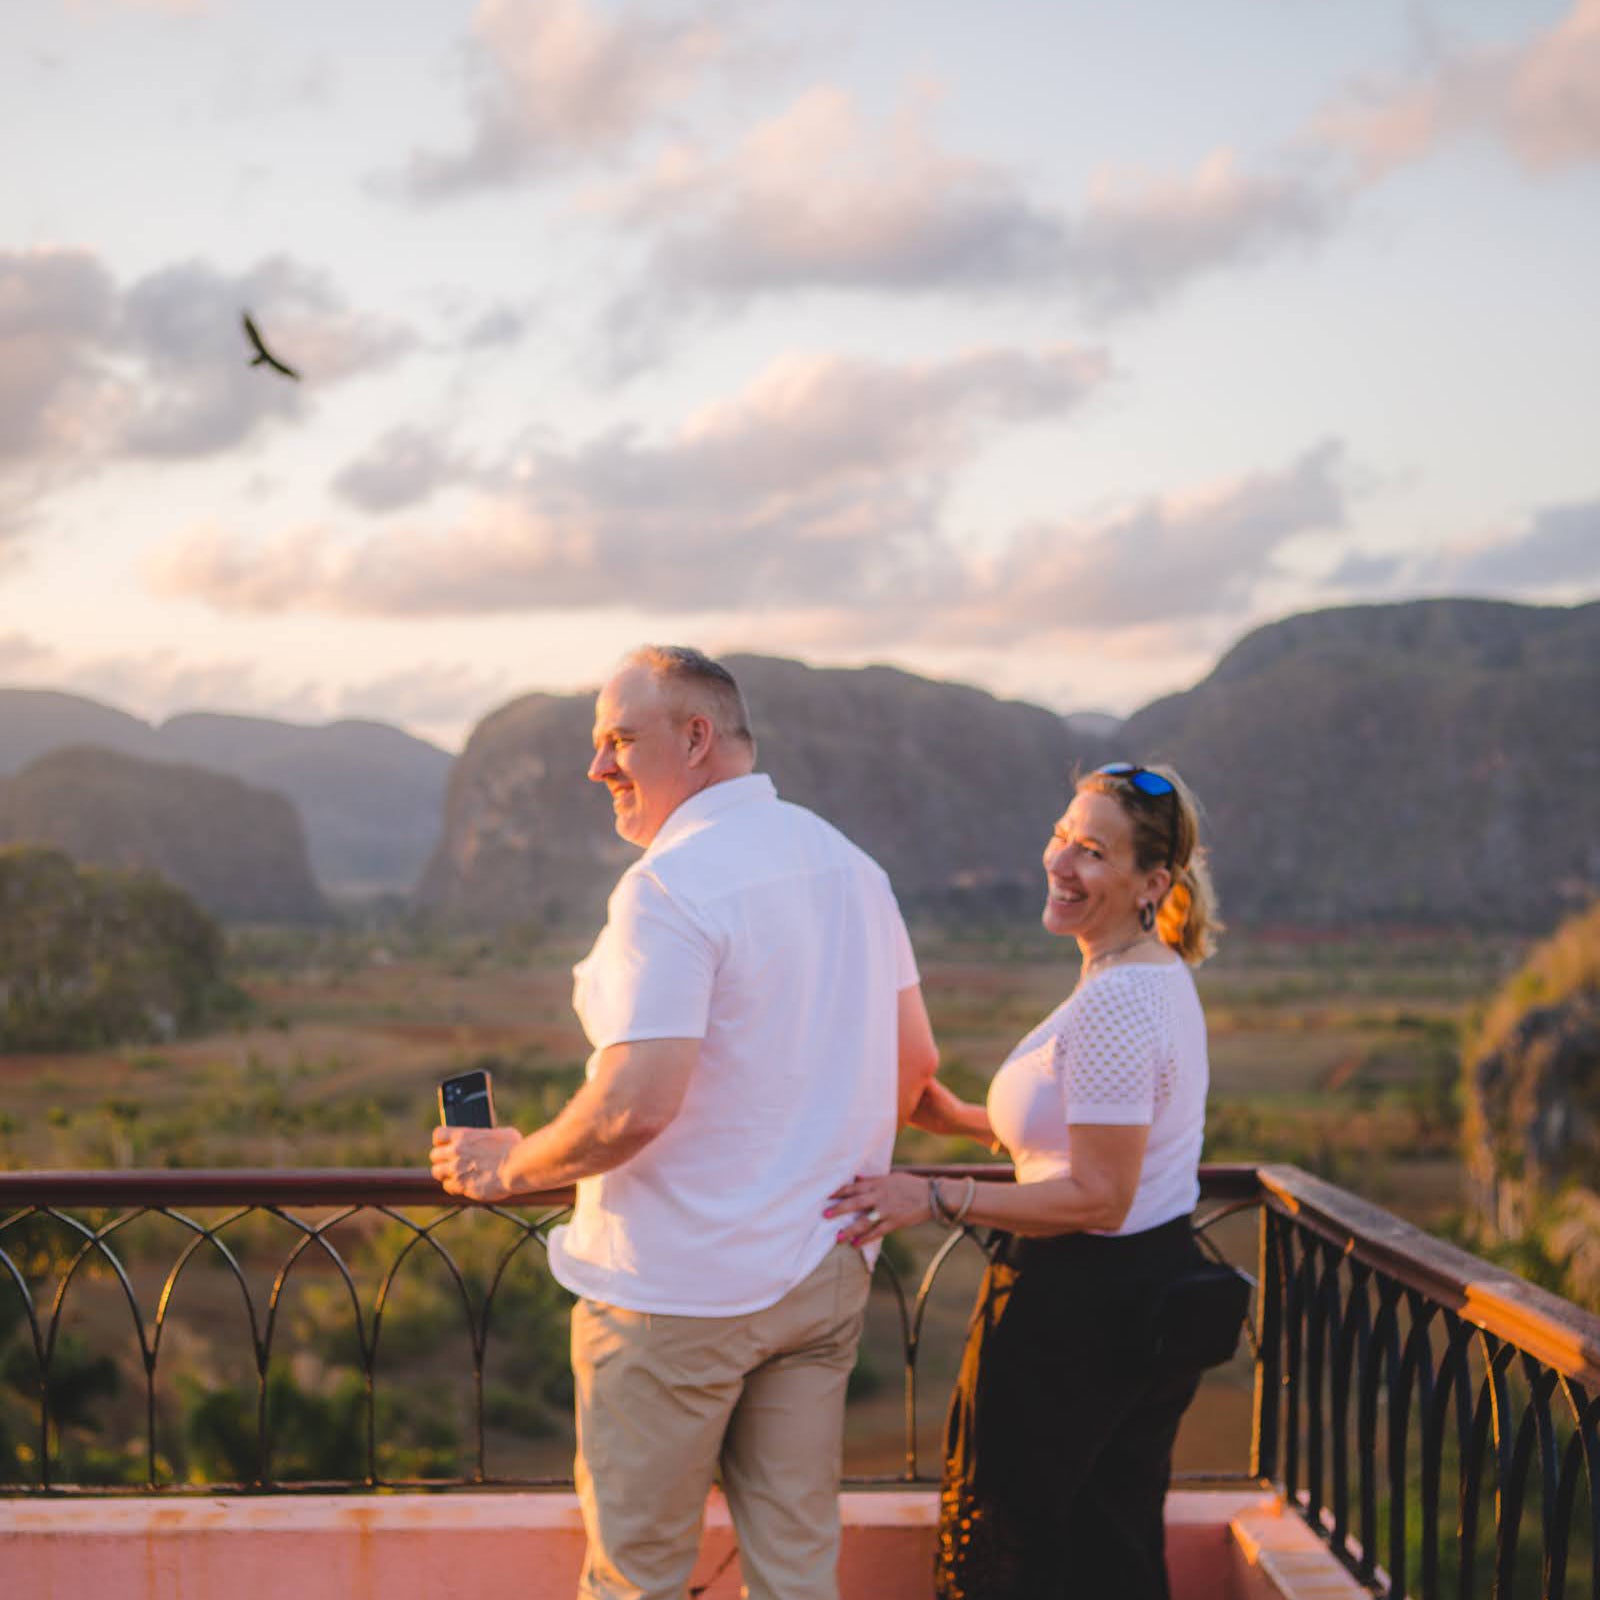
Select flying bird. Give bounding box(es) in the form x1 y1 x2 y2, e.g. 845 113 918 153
241 311 300 380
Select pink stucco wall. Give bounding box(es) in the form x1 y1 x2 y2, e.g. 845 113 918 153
0 1489 1359 1599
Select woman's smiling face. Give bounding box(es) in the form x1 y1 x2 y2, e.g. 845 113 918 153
1040 789 1145 942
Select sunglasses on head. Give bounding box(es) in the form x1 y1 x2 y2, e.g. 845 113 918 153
1093 762 1174 797
1092 763 1178 869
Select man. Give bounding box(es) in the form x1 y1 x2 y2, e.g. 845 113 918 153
431 645 938 1600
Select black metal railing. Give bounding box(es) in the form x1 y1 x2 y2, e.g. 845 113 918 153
3 1163 1598 1599
1251 1164 1600 1600
0 1163 1254 1495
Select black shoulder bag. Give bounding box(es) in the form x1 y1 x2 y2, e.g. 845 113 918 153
1147 1251 1254 1373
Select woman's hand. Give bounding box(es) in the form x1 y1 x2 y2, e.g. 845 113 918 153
907 1077 994 1142
824 1171 930 1247
430 1125 524 1202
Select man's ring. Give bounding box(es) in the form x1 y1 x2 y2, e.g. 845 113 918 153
865 1207 881 1225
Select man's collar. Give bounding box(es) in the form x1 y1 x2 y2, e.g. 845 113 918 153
646 772 775 854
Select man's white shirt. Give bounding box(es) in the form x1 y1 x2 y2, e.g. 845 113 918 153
546 773 918 1316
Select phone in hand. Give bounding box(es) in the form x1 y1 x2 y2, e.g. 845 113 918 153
438 1069 496 1129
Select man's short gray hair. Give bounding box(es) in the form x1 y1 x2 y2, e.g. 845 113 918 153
626 645 756 748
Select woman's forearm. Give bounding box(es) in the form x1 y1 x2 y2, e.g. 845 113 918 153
827 1126 1150 1246
929 1171 1124 1235
932 1123 1148 1235
907 1077 993 1142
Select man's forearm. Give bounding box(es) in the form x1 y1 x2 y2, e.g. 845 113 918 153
499 1081 657 1192
497 1037 699 1194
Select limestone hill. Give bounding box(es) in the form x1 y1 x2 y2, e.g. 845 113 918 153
0 747 328 924
415 656 1114 928
419 599 1598 931
0 692 451 895
1122 599 1600 928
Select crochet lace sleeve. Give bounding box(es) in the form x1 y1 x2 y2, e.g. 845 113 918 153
1056 969 1166 1127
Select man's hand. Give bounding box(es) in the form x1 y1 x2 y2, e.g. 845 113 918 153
430 1125 524 1202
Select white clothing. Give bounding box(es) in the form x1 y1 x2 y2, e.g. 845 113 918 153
985 960 1206 1236
547 773 918 1316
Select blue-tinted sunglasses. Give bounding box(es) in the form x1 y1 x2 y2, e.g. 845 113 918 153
1094 762 1174 798
1092 763 1178 868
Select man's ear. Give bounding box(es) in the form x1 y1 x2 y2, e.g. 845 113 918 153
683 714 715 767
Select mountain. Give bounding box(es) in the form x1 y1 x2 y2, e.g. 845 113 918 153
156 713 452 895
420 599 1598 932
0 691 451 894
1121 599 1600 927
415 656 1116 928
0 688 157 771
0 746 328 923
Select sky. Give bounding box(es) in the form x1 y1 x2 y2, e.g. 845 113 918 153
2 0 1597 749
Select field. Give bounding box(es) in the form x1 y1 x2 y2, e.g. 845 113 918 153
0 920 1525 1486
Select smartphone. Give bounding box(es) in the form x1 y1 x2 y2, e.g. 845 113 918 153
438 1069 496 1129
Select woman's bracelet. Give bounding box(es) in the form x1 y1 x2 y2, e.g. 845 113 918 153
928 1175 978 1227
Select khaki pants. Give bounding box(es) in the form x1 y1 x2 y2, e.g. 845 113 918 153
571 1244 871 1600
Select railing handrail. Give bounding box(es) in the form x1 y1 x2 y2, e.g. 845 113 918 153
0 1161 1266 1207
1254 1161 1600 1389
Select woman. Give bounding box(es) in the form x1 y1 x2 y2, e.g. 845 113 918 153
826 762 1223 1600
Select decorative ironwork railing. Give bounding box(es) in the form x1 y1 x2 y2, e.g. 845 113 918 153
2 1163 1597 1599
1250 1164 1600 1600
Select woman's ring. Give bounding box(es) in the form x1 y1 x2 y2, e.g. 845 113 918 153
865 1207 882 1224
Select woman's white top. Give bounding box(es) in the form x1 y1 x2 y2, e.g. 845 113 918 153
986 960 1207 1237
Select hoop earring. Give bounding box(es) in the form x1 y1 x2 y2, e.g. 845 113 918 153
1138 902 1156 932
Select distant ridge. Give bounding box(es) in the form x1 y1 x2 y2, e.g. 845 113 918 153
1122 598 1600 927
0 691 451 895
419 599 1599 932
415 654 1116 927
0 746 328 923
6 597 1596 930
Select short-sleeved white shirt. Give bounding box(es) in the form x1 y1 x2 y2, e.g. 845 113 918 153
546 774 919 1316
986 961 1207 1236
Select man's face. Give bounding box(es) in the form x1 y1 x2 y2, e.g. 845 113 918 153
588 664 700 846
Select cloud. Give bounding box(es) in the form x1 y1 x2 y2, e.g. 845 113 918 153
119 256 413 456
616 85 1068 297
952 441 1348 638
148 343 1110 614
1068 150 1334 315
1451 499 1600 589
384 0 724 201
0 631 52 674
1335 497 1600 598
462 302 531 348
601 89 1332 365
0 248 122 460
1317 0 1600 180
148 354 1351 649
768 441 1352 649
72 0 207 14
0 247 415 537
330 425 481 513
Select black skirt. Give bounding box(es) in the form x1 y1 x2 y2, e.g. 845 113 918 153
936 1214 1206 1600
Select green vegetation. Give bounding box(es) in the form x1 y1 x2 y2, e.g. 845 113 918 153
0 846 249 1052
1461 900 1600 1307
0 918 1556 1488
